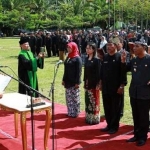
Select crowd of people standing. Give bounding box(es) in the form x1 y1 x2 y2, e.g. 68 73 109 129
18 28 150 147
19 28 150 61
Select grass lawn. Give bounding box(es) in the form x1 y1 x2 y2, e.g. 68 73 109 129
0 38 133 125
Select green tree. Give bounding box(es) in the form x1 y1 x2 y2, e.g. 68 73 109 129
1 0 150 34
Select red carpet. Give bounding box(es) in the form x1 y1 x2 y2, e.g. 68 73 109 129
0 103 150 150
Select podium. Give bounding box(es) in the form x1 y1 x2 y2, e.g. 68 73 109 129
0 93 52 150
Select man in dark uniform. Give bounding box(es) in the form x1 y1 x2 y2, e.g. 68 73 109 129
51 32 57 56
38 30 45 47
100 39 127 134
55 30 60 57
29 32 36 55
35 32 43 55
58 31 68 61
122 40 150 146
45 33 52 57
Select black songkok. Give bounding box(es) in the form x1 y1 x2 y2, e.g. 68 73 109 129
19 38 28 45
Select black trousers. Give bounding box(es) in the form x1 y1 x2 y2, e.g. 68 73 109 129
52 44 56 56
46 46 51 57
120 93 124 117
102 93 122 130
130 97 150 141
55 44 59 56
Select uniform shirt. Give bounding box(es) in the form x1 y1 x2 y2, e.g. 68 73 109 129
100 52 127 95
128 54 150 99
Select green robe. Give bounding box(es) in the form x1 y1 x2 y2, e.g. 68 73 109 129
18 50 44 97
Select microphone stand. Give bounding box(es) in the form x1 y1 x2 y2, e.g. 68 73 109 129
49 63 60 150
28 90 35 149
0 69 50 150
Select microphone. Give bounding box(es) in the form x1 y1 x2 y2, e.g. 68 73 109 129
55 60 63 66
0 66 8 68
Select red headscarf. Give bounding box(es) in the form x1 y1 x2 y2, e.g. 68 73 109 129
67 42 80 58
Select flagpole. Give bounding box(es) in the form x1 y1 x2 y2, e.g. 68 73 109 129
114 0 116 31
108 0 110 29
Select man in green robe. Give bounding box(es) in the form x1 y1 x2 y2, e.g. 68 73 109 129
18 38 44 97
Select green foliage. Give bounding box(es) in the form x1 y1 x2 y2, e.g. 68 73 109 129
64 15 83 28
117 0 150 25
0 0 150 33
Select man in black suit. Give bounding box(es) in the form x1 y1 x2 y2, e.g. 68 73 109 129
122 40 150 146
100 39 127 134
29 32 36 55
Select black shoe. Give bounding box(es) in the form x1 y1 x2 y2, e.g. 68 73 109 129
108 129 117 134
100 126 109 132
136 140 146 146
126 137 137 143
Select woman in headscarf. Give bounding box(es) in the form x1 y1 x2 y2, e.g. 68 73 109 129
99 36 107 53
84 42 101 124
62 42 82 118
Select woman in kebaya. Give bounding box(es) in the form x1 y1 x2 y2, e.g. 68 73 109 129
62 42 82 118
84 42 101 124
